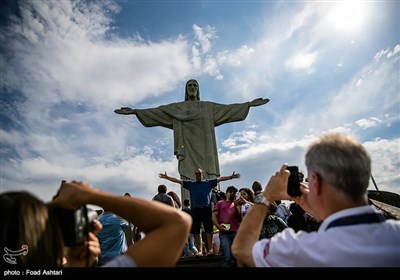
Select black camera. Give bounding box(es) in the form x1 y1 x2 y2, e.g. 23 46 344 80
287 166 301 197
53 205 98 247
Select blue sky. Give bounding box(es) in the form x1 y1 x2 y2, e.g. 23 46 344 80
1 0 399 202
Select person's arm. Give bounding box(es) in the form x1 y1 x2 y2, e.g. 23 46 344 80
217 171 240 183
49 181 191 267
211 209 223 231
159 172 183 185
232 164 290 267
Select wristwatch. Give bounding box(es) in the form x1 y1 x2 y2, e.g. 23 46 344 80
254 194 270 208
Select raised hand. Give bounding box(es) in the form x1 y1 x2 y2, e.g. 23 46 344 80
232 171 241 179
159 172 168 179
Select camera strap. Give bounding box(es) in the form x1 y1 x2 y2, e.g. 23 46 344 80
325 212 387 231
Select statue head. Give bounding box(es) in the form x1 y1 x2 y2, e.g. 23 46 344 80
185 79 200 101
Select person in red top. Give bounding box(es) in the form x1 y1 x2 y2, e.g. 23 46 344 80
212 186 242 267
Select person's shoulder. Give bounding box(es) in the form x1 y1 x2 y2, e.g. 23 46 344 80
216 199 227 206
183 180 194 186
213 200 222 210
202 178 217 186
206 178 218 183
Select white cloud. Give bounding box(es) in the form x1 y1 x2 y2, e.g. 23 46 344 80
221 130 257 149
356 118 382 129
192 24 218 54
286 52 317 72
374 44 400 61
364 138 400 195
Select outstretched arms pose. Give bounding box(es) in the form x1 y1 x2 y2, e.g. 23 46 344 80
159 171 240 184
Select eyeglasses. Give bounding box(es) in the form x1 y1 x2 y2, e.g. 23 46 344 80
187 83 198 87
195 172 202 175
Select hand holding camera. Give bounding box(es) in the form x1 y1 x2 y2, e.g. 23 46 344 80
53 205 99 247
63 219 102 267
50 180 102 247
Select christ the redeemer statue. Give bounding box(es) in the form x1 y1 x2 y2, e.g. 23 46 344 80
115 79 269 198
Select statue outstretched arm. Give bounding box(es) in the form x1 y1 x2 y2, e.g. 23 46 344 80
249 98 270 107
114 107 137 115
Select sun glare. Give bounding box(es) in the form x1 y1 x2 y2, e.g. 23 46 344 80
326 2 368 33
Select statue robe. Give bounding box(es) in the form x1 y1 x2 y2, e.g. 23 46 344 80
134 100 251 181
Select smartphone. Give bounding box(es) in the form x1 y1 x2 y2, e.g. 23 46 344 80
287 166 301 197
236 192 241 199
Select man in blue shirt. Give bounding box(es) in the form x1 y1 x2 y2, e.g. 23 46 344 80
160 167 240 256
